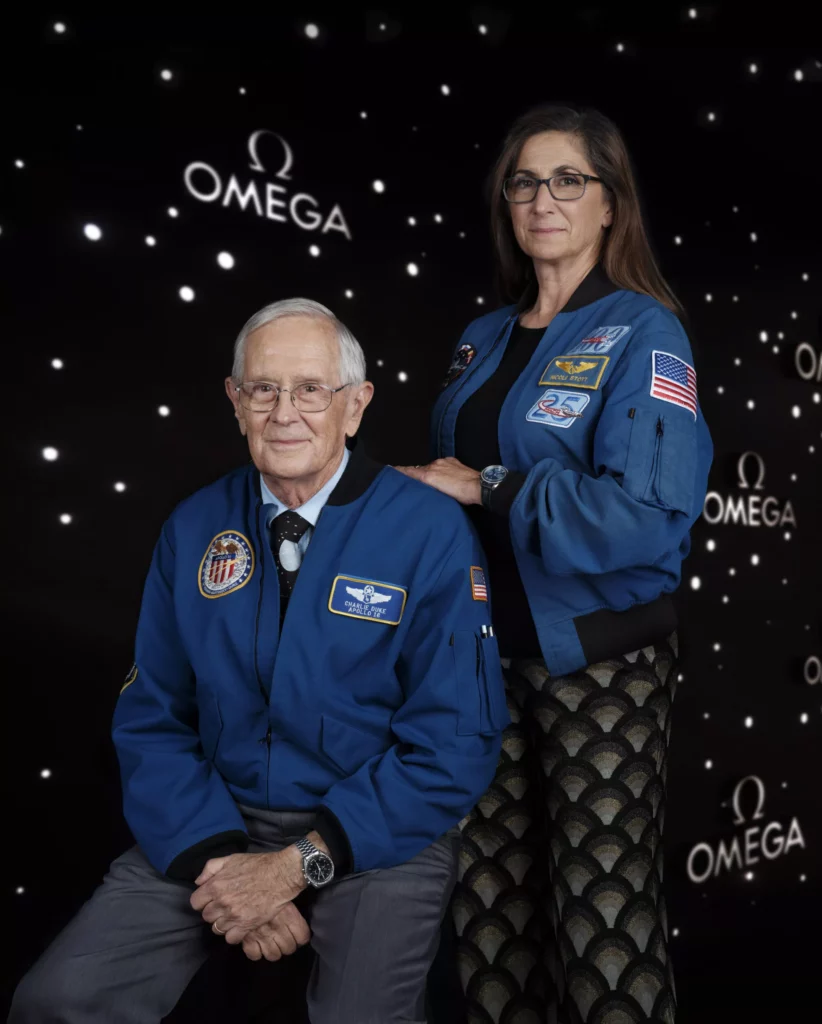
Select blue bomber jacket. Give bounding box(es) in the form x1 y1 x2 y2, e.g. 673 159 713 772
431 268 714 675
113 444 508 879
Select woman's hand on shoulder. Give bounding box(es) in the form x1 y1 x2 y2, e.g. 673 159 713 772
394 458 482 506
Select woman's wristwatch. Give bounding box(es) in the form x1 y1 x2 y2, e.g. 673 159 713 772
480 465 509 510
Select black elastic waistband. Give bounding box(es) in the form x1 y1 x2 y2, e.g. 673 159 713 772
574 593 678 667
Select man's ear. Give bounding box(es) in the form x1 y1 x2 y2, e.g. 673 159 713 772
345 381 374 437
225 378 247 436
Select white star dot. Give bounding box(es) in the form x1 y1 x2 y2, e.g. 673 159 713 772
59 514 72 525
53 21 67 33
42 446 59 461
309 245 320 257
744 716 754 728
703 712 710 719
674 236 682 245
732 295 739 302
759 331 768 342
705 759 713 769
217 251 235 269
717 386 725 394
800 874 808 882
745 871 754 880
672 927 679 937
360 111 367 119
40 769 52 778
478 24 488 34
705 293 713 302
376 359 384 367
784 531 792 541
476 297 485 305
160 69 173 81
750 232 758 242
616 43 625 53
713 642 721 651
178 286 195 302
167 207 178 218
747 400 755 409
15 886 24 895
305 23 319 39
344 289 354 298
407 216 417 226
145 235 156 246
729 568 737 576
239 87 246 95
440 84 451 95
791 473 798 481
794 69 804 81
372 180 385 193
15 159 25 168
772 345 780 354
458 231 466 239
800 713 809 724
82 223 102 242
434 213 443 223
114 482 127 493
814 394 821 404
398 371 408 382
722 595 729 604
706 539 716 552
406 262 419 277
751 554 760 566
749 63 758 74
51 358 64 370
690 576 701 590
734 358 741 366
158 405 171 417
790 311 798 320
707 112 716 122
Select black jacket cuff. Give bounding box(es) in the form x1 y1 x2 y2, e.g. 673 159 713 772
488 471 527 517
314 807 353 878
165 829 250 883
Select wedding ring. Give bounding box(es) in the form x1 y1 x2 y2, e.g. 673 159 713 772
212 923 226 936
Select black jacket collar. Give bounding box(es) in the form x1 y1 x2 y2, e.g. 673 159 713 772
250 436 384 508
516 262 619 316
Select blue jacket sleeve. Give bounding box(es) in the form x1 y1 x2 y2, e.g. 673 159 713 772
505 323 712 576
112 523 248 876
320 533 508 872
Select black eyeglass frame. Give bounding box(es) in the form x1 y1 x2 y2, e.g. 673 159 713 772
503 173 605 203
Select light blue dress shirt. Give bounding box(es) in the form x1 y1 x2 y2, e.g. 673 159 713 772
260 447 351 565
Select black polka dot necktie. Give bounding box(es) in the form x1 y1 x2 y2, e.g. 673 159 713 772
271 510 311 626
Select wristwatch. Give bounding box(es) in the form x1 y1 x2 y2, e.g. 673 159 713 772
480 465 509 510
295 837 335 888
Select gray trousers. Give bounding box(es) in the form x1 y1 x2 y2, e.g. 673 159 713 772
9 807 459 1024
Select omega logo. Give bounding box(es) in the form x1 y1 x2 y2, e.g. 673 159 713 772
795 342 822 383
687 776 805 884
702 451 797 528
183 130 352 239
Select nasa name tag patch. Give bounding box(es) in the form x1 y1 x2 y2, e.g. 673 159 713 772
329 575 408 625
566 325 631 355
526 388 591 429
198 531 255 598
539 354 610 390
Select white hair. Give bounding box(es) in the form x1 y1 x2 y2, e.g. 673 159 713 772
231 298 367 385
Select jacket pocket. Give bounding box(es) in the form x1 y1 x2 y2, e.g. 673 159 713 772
453 629 509 736
623 408 696 515
197 691 223 761
320 714 389 776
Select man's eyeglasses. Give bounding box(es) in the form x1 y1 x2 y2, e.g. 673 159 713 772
503 173 604 203
235 381 351 413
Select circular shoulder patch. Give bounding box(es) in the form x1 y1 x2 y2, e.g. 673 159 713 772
198 531 255 598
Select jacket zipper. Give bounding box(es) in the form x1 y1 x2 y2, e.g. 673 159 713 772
437 316 515 458
650 417 664 500
252 500 273 807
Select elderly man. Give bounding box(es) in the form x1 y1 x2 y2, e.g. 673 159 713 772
10 298 508 1024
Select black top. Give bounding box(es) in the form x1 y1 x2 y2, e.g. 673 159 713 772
455 321 545 657
453 264 621 658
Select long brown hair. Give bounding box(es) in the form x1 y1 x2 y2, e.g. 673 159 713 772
489 103 685 319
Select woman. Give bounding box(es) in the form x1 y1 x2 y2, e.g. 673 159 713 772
399 104 712 1023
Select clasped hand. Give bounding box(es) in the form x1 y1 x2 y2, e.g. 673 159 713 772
394 458 482 506
190 850 309 960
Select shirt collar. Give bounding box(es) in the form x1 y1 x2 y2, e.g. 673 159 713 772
260 446 351 527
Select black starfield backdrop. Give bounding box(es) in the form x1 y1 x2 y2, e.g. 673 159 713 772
1 8 820 1022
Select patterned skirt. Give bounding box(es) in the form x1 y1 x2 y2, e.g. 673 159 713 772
452 635 678 1024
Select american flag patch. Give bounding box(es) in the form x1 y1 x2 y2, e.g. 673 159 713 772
470 566 488 602
650 350 698 419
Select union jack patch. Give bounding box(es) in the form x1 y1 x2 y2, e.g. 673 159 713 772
470 566 488 602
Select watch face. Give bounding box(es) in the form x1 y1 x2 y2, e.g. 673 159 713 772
305 852 334 886
481 465 508 485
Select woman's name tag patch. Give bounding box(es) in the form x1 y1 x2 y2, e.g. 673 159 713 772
329 575 407 625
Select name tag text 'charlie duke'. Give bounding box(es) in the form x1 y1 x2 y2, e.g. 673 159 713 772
328 576 407 625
